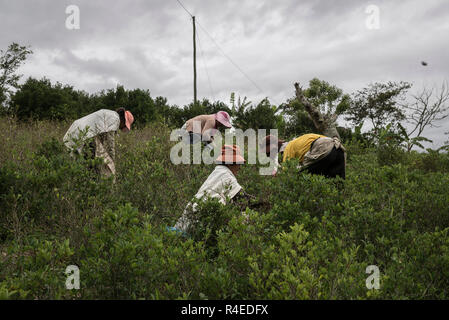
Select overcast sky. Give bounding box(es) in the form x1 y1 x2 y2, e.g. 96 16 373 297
1 0 448 147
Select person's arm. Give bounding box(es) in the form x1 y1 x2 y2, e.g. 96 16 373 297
230 189 245 203
185 119 193 132
230 189 257 204
230 190 267 223
201 117 217 143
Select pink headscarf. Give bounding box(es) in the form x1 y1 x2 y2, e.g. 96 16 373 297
124 110 134 131
215 111 232 128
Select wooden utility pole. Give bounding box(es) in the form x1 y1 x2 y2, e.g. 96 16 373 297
193 16 197 105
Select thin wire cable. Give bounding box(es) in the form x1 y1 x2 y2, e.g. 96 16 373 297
176 0 193 17
175 0 280 106
196 29 215 101
195 19 265 95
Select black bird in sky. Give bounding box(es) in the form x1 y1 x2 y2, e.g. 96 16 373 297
421 61 428 66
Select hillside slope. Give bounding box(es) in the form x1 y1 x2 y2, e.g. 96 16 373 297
1 118 448 299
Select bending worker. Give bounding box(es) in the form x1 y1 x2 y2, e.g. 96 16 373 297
262 133 346 179
179 111 232 148
170 144 247 234
63 108 134 178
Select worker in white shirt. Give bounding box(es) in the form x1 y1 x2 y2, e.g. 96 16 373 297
170 144 247 235
63 108 134 178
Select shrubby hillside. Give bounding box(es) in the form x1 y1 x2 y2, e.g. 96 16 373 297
1 118 448 299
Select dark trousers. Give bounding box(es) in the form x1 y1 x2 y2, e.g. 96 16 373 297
186 131 213 147
187 131 201 144
306 146 346 179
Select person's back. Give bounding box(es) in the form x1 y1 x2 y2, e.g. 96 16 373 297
181 111 232 146
63 109 120 151
172 145 245 234
63 108 134 179
192 165 242 204
283 133 326 163
262 133 346 179
185 114 216 134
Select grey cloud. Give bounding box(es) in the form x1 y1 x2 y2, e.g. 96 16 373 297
1 0 448 146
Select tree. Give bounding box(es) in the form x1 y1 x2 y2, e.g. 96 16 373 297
443 131 449 151
153 96 172 124
173 99 231 128
231 95 284 132
89 85 173 127
0 87 6 111
0 43 33 112
230 92 251 115
345 81 412 136
279 97 316 139
12 77 84 120
291 78 351 139
404 82 449 151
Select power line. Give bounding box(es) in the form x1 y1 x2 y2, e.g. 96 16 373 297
195 19 265 95
175 0 280 105
175 0 263 94
196 29 215 101
176 0 193 17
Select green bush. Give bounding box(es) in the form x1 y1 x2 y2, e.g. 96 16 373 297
1 119 449 299
0 237 76 299
79 203 211 299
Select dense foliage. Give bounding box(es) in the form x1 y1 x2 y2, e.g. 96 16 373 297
0 43 33 114
1 118 448 299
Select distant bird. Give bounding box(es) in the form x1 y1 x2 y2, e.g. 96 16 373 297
421 61 428 66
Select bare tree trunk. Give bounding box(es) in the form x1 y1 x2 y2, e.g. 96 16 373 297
294 82 341 139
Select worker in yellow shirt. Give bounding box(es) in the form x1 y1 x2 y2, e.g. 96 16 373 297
262 133 346 179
